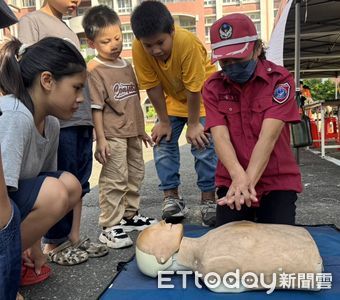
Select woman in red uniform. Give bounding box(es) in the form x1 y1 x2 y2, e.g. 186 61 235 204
203 13 302 226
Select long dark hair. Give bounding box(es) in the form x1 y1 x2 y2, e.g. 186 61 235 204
0 37 86 113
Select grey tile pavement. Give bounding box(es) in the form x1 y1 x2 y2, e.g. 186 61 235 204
20 146 340 299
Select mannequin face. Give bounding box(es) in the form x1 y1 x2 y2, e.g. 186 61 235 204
136 221 183 263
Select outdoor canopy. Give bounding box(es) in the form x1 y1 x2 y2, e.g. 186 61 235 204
267 0 340 79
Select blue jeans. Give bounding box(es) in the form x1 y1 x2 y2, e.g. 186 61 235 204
153 116 217 192
0 202 21 300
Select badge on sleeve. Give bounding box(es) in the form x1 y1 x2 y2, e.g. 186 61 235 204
273 83 290 104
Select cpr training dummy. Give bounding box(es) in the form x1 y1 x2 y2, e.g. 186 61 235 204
136 221 323 293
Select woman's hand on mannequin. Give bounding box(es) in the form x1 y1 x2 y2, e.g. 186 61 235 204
217 171 257 210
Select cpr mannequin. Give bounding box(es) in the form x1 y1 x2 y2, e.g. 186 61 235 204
136 221 323 293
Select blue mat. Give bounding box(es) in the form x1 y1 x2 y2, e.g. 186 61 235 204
100 225 340 300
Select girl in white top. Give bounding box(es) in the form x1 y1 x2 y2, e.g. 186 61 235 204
0 37 86 287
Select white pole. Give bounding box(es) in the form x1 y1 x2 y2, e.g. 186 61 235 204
321 104 325 158
294 0 301 163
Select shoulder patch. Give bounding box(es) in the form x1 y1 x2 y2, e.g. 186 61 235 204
273 83 290 104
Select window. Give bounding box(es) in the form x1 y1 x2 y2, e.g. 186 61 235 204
98 0 113 9
117 0 132 14
121 24 133 49
245 12 261 22
160 0 175 2
204 0 216 7
8 0 19 6
173 15 196 33
179 16 196 33
254 22 261 34
205 16 216 43
244 12 260 35
241 0 260 3
22 0 35 7
222 0 238 4
160 0 192 2
77 7 90 16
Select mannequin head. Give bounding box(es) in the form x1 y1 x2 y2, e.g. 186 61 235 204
136 221 183 277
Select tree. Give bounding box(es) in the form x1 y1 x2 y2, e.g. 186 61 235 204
303 79 337 101
146 106 156 119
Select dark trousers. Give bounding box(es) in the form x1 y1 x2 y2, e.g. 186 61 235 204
43 126 93 245
216 187 297 227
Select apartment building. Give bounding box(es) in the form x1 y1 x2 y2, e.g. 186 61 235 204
73 0 281 61
2 0 281 61
1 0 281 107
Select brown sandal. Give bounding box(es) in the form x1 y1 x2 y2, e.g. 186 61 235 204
73 237 108 258
47 240 88 266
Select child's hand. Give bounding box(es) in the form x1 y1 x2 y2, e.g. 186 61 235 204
23 246 47 275
151 121 172 145
186 122 210 149
141 132 154 148
95 138 111 164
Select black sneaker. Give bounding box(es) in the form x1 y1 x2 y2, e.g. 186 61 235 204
120 214 158 232
162 196 189 222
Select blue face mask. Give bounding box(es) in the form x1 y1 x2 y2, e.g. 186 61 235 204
222 59 257 84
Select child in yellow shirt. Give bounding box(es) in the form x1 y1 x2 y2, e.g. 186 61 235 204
131 1 218 226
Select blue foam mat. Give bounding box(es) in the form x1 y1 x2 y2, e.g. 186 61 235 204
100 225 340 300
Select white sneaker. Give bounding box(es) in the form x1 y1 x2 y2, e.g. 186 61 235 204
99 225 133 249
120 214 158 232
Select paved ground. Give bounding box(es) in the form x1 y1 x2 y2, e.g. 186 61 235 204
20 142 340 300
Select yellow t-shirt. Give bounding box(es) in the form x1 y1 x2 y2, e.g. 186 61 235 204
132 26 216 117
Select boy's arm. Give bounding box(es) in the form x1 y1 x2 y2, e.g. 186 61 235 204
132 41 170 144
92 109 110 164
87 72 110 164
146 85 172 145
179 34 215 148
186 90 209 149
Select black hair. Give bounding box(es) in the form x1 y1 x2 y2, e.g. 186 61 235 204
303 85 310 90
82 5 120 40
255 39 266 60
131 0 174 39
0 37 86 114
